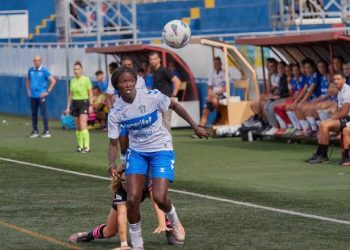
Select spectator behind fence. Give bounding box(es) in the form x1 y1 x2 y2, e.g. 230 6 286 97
306 72 350 164
26 55 57 138
149 52 181 132
94 70 108 93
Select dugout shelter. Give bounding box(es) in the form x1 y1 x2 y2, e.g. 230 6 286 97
236 31 350 92
199 38 259 126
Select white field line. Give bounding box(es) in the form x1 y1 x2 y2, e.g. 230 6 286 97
1 157 350 226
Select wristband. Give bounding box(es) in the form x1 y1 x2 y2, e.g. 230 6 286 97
120 154 126 164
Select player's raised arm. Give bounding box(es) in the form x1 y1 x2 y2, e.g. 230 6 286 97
169 100 209 139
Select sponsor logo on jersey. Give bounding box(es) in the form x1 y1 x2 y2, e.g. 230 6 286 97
121 109 158 130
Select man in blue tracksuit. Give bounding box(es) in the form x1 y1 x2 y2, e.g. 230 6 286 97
25 55 56 138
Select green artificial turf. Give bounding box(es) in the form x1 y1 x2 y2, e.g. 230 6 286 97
0 114 350 249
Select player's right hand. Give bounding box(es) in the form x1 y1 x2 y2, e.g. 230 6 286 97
64 108 70 115
153 224 172 234
194 125 209 139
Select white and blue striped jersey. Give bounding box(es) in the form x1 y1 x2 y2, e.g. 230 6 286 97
108 89 173 152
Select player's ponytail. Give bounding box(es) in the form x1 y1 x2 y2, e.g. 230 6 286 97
111 66 137 91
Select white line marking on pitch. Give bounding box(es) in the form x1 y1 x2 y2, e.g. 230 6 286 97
1 157 350 226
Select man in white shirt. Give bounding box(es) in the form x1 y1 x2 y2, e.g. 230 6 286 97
306 73 350 164
106 57 146 108
198 57 226 128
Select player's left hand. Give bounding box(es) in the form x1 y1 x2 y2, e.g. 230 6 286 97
194 125 209 139
40 91 49 98
153 224 172 234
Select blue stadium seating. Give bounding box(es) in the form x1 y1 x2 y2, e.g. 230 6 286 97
0 0 55 34
0 0 342 43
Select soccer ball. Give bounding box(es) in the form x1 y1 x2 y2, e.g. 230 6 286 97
162 20 191 49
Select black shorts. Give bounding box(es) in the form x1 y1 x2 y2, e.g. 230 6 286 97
111 187 148 211
71 100 89 117
203 94 226 111
340 116 350 130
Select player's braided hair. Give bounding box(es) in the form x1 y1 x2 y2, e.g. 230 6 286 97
110 169 126 193
110 164 126 193
111 66 137 91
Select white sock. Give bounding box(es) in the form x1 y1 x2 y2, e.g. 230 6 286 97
276 114 286 129
166 205 179 225
306 116 317 131
129 222 143 248
316 120 321 126
300 120 310 131
317 110 329 121
287 111 301 130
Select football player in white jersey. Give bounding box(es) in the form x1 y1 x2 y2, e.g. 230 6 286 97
108 67 208 249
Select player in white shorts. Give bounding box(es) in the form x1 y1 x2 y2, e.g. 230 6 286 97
108 67 208 249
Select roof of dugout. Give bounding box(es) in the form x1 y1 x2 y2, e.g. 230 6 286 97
236 32 350 65
86 44 198 101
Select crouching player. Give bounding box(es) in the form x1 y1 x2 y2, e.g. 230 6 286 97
68 167 132 249
108 67 208 249
306 73 350 164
